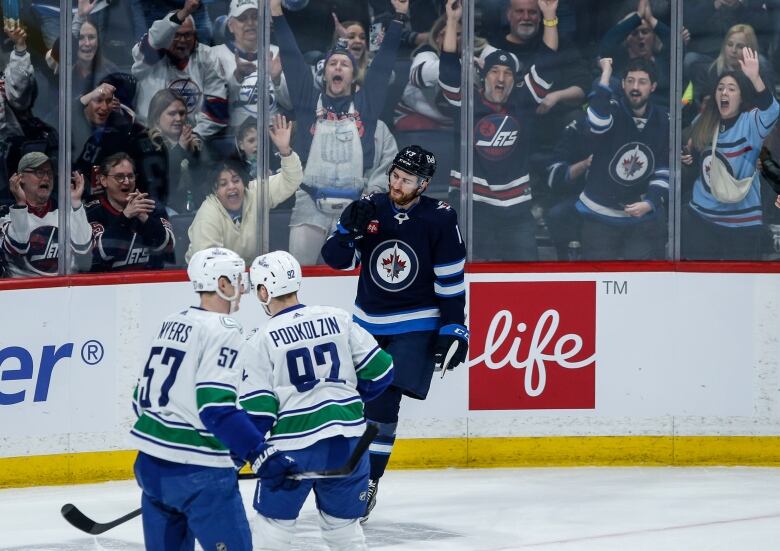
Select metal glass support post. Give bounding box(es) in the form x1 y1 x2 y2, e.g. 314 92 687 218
459 0 475 262
57 0 73 275
257 0 272 255
670 0 683 260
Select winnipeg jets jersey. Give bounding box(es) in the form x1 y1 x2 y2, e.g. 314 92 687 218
130 307 245 468
577 83 670 225
237 304 393 452
0 202 92 277
321 193 466 335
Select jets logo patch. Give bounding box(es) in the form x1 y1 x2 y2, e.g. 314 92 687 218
608 142 654 186
475 113 520 161
168 78 203 114
238 71 276 115
369 240 419 292
701 150 734 194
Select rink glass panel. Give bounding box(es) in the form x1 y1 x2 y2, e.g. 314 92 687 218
14 1 780 276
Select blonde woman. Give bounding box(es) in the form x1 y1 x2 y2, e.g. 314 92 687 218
694 24 775 104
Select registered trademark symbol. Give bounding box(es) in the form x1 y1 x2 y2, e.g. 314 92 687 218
81 340 104 365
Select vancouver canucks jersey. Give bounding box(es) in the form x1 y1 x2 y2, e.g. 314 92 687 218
130 307 246 468
237 304 393 452
321 193 466 335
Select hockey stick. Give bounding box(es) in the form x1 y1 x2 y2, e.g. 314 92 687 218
289 423 378 480
61 425 377 535
439 341 459 378
60 471 259 536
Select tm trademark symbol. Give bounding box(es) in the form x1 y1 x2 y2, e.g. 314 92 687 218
81 340 104 365
602 280 628 295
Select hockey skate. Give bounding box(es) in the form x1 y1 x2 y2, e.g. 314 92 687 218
360 479 379 524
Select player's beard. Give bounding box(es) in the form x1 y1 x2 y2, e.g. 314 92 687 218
390 186 420 208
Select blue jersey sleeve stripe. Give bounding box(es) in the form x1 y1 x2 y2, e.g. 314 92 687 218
196 381 237 392
435 281 466 296
239 389 275 401
354 316 440 335
354 345 381 370
433 258 465 277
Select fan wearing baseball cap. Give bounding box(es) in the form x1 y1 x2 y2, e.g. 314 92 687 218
211 0 288 130
439 0 560 261
270 0 410 266
0 153 93 277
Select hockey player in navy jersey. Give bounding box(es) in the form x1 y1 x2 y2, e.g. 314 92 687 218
130 247 301 551
575 56 669 260
321 144 468 522
239 250 394 549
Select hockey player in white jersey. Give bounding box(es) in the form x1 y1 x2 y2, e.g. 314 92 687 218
240 250 394 551
130 247 301 551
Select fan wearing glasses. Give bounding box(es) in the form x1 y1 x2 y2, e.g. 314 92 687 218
0 152 93 277
84 152 175 272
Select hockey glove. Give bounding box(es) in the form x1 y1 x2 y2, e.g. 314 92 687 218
336 200 376 242
230 452 246 472
248 444 301 490
433 324 469 372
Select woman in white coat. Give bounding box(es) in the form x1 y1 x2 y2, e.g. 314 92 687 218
185 114 303 264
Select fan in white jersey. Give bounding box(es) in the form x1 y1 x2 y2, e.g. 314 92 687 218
240 250 394 551
129 247 301 551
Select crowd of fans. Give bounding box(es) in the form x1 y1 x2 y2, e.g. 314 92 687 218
2 0 780 278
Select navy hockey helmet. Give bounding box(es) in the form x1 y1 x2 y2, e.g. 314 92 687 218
390 145 437 181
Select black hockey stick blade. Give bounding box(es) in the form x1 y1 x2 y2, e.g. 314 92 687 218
62 472 258 535
61 503 141 535
289 424 379 480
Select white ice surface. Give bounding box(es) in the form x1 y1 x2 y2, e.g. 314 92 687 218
1 467 780 550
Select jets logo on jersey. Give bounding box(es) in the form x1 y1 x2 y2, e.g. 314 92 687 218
609 142 655 187
369 239 419 292
475 113 519 161
238 72 276 115
168 78 203 114
28 225 59 273
701 150 735 193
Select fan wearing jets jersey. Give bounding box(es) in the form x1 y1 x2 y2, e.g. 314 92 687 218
438 0 558 261
239 250 393 550
321 145 468 522
129 247 301 551
575 56 669 260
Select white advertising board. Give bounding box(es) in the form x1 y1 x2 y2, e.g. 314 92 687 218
1 270 779 458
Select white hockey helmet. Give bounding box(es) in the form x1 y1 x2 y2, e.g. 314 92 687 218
187 247 248 305
249 251 302 313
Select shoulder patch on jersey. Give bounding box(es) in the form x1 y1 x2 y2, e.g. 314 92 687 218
436 200 452 211
220 316 243 333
